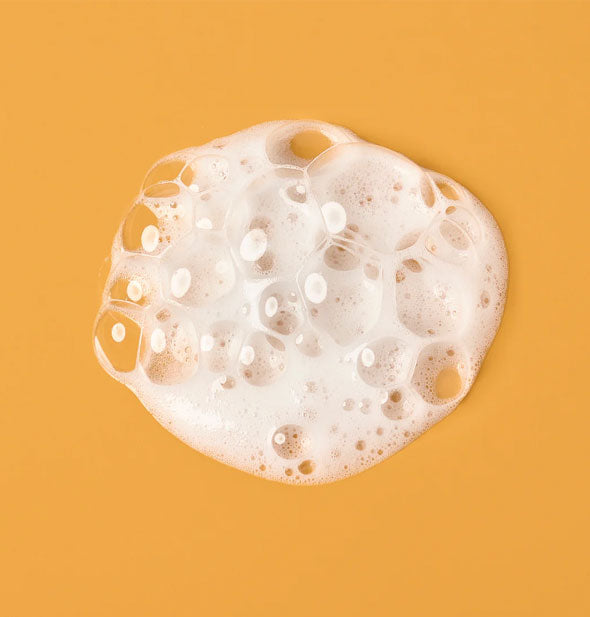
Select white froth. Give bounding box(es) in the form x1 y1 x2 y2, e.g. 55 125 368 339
240 229 267 262
141 225 159 253
95 120 508 485
170 267 191 299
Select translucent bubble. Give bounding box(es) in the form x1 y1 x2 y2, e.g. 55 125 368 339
271 425 311 459
259 282 303 336
139 308 199 385
94 306 142 373
308 142 436 254
357 337 412 389
411 343 469 404
180 155 229 192
295 330 322 357
239 332 287 386
106 256 161 309
122 203 159 253
227 168 325 279
161 234 235 307
396 258 465 338
200 321 243 373
240 228 268 262
381 388 415 420
299 244 383 345
298 459 316 475
265 120 352 167
143 158 186 190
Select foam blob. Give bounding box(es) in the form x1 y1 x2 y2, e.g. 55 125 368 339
94 120 508 484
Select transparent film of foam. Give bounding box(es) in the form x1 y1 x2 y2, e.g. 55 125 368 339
93 120 508 484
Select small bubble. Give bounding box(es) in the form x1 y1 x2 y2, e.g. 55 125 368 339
343 398 355 411
298 460 316 475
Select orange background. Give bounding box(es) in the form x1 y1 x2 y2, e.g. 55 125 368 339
1 2 589 616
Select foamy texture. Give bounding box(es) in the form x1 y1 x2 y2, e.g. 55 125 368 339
94 120 508 484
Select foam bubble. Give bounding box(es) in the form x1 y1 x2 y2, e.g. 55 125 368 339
94 120 508 484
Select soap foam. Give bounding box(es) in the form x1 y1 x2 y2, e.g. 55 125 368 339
94 120 508 484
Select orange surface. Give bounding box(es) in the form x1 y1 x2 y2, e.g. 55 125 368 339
1 2 589 616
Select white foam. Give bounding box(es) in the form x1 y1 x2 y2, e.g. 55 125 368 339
95 120 508 485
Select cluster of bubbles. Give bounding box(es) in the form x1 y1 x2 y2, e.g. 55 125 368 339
94 120 508 484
